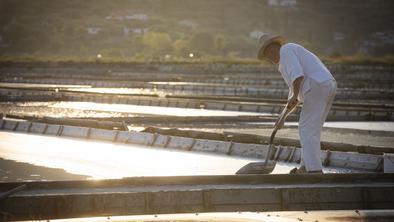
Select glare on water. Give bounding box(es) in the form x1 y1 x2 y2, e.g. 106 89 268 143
50 101 267 117
0 132 257 179
0 131 355 180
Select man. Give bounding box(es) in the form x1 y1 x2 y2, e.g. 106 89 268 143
257 34 336 174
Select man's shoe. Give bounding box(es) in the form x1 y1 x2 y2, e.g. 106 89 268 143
289 166 323 174
289 166 306 174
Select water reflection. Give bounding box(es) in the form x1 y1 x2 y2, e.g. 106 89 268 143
284 121 394 131
0 82 90 89
0 131 356 181
51 102 266 117
0 132 258 180
68 87 158 95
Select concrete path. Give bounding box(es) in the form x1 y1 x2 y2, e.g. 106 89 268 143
34 210 394 222
1 174 393 221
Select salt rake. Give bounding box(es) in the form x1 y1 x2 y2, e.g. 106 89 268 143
235 127 278 174
236 105 293 174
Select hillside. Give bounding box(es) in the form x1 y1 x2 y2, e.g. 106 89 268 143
0 0 393 61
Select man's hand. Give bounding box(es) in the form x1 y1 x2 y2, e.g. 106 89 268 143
275 95 299 130
286 95 298 111
274 117 285 130
287 76 303 111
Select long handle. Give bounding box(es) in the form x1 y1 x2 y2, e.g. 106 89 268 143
263 128 278 165
263 105 292 165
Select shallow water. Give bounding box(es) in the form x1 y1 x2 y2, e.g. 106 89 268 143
0 82 90 89
322 121 394 132
50 101 266 117
1 101 270 119
247 121 394 132
3 102 393 132
0 131 354 181
289 121 394 132
68 87 158 95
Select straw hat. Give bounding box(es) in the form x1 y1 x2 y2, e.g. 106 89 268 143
257 34 286 60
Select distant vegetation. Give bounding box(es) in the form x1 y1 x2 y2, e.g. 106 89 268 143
2 54 394 66
0 0 393 63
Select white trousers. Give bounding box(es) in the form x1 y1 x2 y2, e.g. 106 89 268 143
299 79 336 172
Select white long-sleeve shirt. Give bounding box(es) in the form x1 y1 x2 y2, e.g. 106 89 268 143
278 43 335 101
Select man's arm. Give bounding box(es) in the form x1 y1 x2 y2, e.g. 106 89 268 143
274 76 304 129
287 76 304 111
